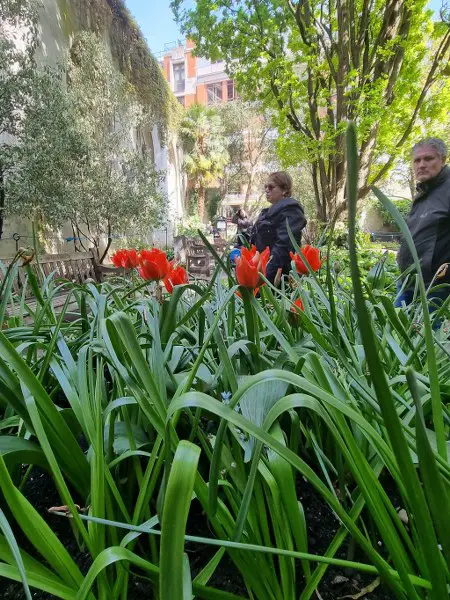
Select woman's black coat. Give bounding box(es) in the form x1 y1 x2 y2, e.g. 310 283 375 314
251 197 307 283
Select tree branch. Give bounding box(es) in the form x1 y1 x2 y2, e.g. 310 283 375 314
287 0 312 46
314 22 339 81
372 27 450 185
370 0 403 76
100 221 112 263
270 77 313 138
357 0 375 71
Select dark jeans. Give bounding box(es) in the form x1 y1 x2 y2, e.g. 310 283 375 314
394 282 450 327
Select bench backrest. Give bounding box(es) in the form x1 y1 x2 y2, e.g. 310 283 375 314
0 251 99 300
185 239 231 279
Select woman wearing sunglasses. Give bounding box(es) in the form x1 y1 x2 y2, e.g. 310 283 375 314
251 171 307 284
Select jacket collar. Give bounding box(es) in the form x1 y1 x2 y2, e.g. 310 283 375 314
416 164 450 198
266 196 297 216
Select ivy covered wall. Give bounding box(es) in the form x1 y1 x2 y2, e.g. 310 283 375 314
0 0 185 256
40 0 182 144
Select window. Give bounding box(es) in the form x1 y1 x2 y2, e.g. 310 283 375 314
227 80 235 101
173 62 185 93
207 83 222 104
177 96 185 107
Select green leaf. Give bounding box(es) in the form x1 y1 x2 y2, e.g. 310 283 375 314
0 510 32 600
0 456 83 590
407 369 450 569
0 436 48 472
160 440 201 600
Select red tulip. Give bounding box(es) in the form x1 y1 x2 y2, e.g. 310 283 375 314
137 248 170 281
290 245 322 274
163 262 188 293
235 245 270 289
290 298 304 313
111 249 139 269
111 249 125 268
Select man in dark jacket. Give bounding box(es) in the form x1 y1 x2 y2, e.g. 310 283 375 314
251 171 307 283
396 137 450 309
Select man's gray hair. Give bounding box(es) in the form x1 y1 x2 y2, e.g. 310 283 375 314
412 137 448 159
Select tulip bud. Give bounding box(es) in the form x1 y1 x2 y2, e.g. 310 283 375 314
19 248 35 266
436 263 449 279
273 267 283 288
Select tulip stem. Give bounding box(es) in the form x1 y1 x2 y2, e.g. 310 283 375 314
240 287 261 371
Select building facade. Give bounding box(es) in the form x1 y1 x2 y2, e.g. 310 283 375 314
161 39 236 108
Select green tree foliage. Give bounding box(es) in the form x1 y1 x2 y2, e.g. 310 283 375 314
180 104 229 221
171 0 450 222
0 0 39 239
207 191 221 220
4 66 87 229
4 32 166 260
375 196 412 228
66 32 166 259
217 100 276 209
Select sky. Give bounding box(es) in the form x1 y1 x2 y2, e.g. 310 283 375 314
126 0 444 57
125 1 190 56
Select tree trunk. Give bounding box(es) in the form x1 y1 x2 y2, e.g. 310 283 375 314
0 165 4 241
198 185 206 221
243 170 255 210
100 238 112 264
99 222 112 264
71 221 81 252
74 222 90 252
312 163 327 222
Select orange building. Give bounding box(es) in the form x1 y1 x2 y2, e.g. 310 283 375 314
160 39 236 108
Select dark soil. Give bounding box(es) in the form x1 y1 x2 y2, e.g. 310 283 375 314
1 467 92 600
185 499 247 596
297 476 393 600
1 468 396 599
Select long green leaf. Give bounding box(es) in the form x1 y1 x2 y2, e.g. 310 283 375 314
0 509 32 600
0 456 84 590
347 123 447 598
160 440 201 600
371 185 446 459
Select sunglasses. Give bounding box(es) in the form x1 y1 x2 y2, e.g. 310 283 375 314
264 184 277 191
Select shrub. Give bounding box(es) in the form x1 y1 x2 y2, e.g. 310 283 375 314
376 197 412 228
176 215 206 237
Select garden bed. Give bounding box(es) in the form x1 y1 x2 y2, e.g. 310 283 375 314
0 209 449 600
2 466 395 599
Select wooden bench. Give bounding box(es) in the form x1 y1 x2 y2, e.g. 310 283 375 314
0 250 120 322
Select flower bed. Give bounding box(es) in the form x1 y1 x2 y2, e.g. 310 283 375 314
0 137 449 599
